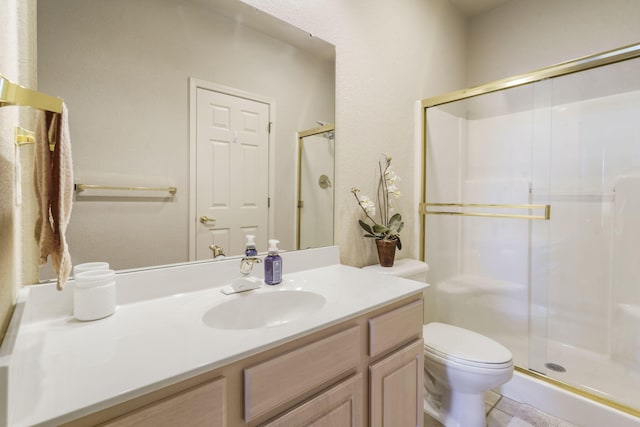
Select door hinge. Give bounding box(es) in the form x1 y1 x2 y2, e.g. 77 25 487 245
268 122 272 133
268 197 271 208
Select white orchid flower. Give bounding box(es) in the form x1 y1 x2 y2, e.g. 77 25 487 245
359 195 376 216
352 154 404 251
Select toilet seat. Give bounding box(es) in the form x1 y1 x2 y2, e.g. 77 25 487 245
423 322 512 369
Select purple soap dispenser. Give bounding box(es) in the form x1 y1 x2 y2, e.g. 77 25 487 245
264 239 282 285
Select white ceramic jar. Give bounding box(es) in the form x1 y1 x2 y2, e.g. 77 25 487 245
73 262 110 277
73 269 117 321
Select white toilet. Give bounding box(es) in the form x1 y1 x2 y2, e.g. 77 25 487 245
363 259 514 427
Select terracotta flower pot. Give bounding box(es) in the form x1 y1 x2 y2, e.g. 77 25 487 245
375 239 397 267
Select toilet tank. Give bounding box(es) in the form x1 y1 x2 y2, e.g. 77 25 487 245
362 259 429 282
363 259 433 323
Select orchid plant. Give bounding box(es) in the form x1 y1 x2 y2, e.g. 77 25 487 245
351 154 404 250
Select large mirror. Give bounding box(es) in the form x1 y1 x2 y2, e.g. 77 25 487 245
37 0 336 276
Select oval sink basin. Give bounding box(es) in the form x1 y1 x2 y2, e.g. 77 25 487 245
202 290 326 330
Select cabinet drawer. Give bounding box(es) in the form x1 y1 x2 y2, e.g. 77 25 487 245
101 377 226 427
368 299 423 358
261 374 362 427
244 326 360 422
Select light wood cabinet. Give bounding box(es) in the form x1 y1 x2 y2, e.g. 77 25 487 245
368 299 423 358
261 374 362 427
370 339 424 427
100 377 226 427
244 326 360 422
64 294 423 427
368 300 425 427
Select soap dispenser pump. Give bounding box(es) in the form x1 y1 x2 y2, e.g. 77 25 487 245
245 234 258 257
264 239 282 285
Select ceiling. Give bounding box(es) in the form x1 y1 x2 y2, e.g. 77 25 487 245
448 0 512 16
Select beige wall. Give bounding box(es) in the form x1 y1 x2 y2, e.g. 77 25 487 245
0 0 37 342
467 0 640 85
242 0 468 267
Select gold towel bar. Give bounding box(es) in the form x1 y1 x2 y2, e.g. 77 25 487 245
75 184 177 195
420 202 551 220
1 73 63 113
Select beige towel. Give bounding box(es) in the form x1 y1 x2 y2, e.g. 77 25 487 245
34 103 73 290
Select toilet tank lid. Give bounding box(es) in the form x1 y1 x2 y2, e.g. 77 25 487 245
362 259 429 277
423 322 512 365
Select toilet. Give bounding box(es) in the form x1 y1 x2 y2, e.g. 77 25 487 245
363 259 514 427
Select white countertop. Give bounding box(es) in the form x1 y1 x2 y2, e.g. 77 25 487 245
2 247 426 427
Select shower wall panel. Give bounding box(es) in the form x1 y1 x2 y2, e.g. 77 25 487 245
611 175 640 365
547 82 640 355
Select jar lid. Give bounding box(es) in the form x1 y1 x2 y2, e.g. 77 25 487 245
74 269 116 289
74 262 110 277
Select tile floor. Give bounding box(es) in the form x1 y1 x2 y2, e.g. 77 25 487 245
424 390 577 427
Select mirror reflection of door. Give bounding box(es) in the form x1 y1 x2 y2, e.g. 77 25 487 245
195 85 270 259
297 125 335 249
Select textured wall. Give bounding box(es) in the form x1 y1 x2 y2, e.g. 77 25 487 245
467 0 640 85
241 0 468 267
0 0 37 342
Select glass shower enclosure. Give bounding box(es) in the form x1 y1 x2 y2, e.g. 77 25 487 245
296 124 335 249
420 44 640 415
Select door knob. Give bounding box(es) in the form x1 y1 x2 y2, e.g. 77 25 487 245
318 174 332 189
199 215 216 224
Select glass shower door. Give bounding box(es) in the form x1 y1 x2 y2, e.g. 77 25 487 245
423 54 640 413
296 126 335 249
420 45 640 417
542 56 640 409
423 81 552 372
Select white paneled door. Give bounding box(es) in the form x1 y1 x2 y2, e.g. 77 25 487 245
196 87 269 259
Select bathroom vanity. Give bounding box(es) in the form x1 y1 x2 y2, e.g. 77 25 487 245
0 247 426 427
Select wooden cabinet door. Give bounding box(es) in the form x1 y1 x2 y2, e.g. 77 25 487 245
370 339 423 427
262 374 362 427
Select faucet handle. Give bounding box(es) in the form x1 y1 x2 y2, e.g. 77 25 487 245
209 244 225 259
240 257 262 274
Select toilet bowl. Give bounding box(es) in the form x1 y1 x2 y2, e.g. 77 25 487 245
423 322 513 427
363 259 514 427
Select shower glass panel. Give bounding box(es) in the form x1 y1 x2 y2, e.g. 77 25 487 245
424 54 640 412
424 82 551 374
544 57 640 409
297 126 335 249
